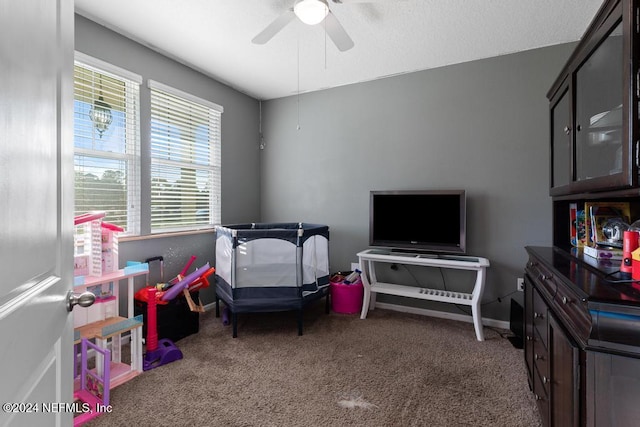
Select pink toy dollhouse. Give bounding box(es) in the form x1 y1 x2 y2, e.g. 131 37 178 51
73 338 111 426
74 211 123 278
72 212 147 414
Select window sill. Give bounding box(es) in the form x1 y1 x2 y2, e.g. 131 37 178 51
119 227 215 242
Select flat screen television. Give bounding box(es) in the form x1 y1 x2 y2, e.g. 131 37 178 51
369 190 466 254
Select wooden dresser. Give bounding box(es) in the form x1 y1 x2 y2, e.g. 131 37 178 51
528 0 640 423
524 246 640 426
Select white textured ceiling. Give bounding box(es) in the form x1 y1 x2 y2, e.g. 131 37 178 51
75 0 604 100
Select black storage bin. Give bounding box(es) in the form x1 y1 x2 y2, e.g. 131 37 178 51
134 291 200 342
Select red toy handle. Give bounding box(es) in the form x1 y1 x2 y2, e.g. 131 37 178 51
146 287 158 352
179 255 197 277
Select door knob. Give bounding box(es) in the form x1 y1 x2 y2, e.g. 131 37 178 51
66 291 96 312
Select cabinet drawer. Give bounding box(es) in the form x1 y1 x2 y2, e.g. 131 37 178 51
533 367 550 427
533 289 548 347
552 281 591 347
526 258 557 302
589 302 640 352
534 327 550 385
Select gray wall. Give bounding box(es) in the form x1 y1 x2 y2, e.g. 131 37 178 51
75 15 261 305
75 13 575 322
261 44 575 321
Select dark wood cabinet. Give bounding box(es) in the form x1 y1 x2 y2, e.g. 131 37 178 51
550 86 572 191
524 247 640 426
548 0 639 196
530 1 640 425
524 283 549 425
586 351 640 426
525 253 581 426
548 315 579 427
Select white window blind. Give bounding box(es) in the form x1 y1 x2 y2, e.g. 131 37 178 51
149 80 222 232
74 54 141 235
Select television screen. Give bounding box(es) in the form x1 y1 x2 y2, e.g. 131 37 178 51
369 190 466 254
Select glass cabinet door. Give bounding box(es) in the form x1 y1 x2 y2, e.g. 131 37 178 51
551 88 571 190
574 21 623 183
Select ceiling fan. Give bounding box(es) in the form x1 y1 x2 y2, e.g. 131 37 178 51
252 0 388 52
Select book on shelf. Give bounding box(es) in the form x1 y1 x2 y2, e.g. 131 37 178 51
584 201 631 248
570 202 587 248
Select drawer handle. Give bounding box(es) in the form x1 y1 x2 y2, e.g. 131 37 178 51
540 274 552 281
535 394 543 401
528 261 538 268
564 126 571 135
526 335 533 342
562 296 571 305
543 376 549 384
534 312 544 319
535 353 544 361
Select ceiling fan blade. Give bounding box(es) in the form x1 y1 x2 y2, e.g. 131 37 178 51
324 12 354 52
252 9 296 44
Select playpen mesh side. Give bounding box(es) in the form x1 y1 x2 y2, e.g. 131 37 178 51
215 224 329 295
301 235 330 295
215 230 234 288
235 238 298 288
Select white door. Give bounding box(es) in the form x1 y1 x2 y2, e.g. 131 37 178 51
0 0 75 426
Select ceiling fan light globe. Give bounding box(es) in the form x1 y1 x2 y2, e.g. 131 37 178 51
294 0 329 25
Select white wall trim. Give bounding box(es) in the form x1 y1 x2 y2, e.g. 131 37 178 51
201 301 510 330
148 79 224 113
75 51 143 84
373 302 510 330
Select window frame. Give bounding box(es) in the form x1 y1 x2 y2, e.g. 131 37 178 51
148 79 223 234
73 52 142 236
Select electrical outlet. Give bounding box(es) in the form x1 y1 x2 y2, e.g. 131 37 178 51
517 278 525 292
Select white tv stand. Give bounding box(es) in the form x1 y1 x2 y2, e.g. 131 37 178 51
357 249 490 341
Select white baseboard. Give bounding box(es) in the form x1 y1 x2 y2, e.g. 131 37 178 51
201 300 509 330
373 301 510 330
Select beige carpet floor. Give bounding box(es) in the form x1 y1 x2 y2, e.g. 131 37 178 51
85 302 541 427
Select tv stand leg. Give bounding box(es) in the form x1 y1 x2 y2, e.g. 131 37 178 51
360 289 372 319
471 304 484 341
360 259 374 319
470 267 486 341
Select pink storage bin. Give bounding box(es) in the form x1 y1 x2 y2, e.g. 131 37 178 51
330 278 364 314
